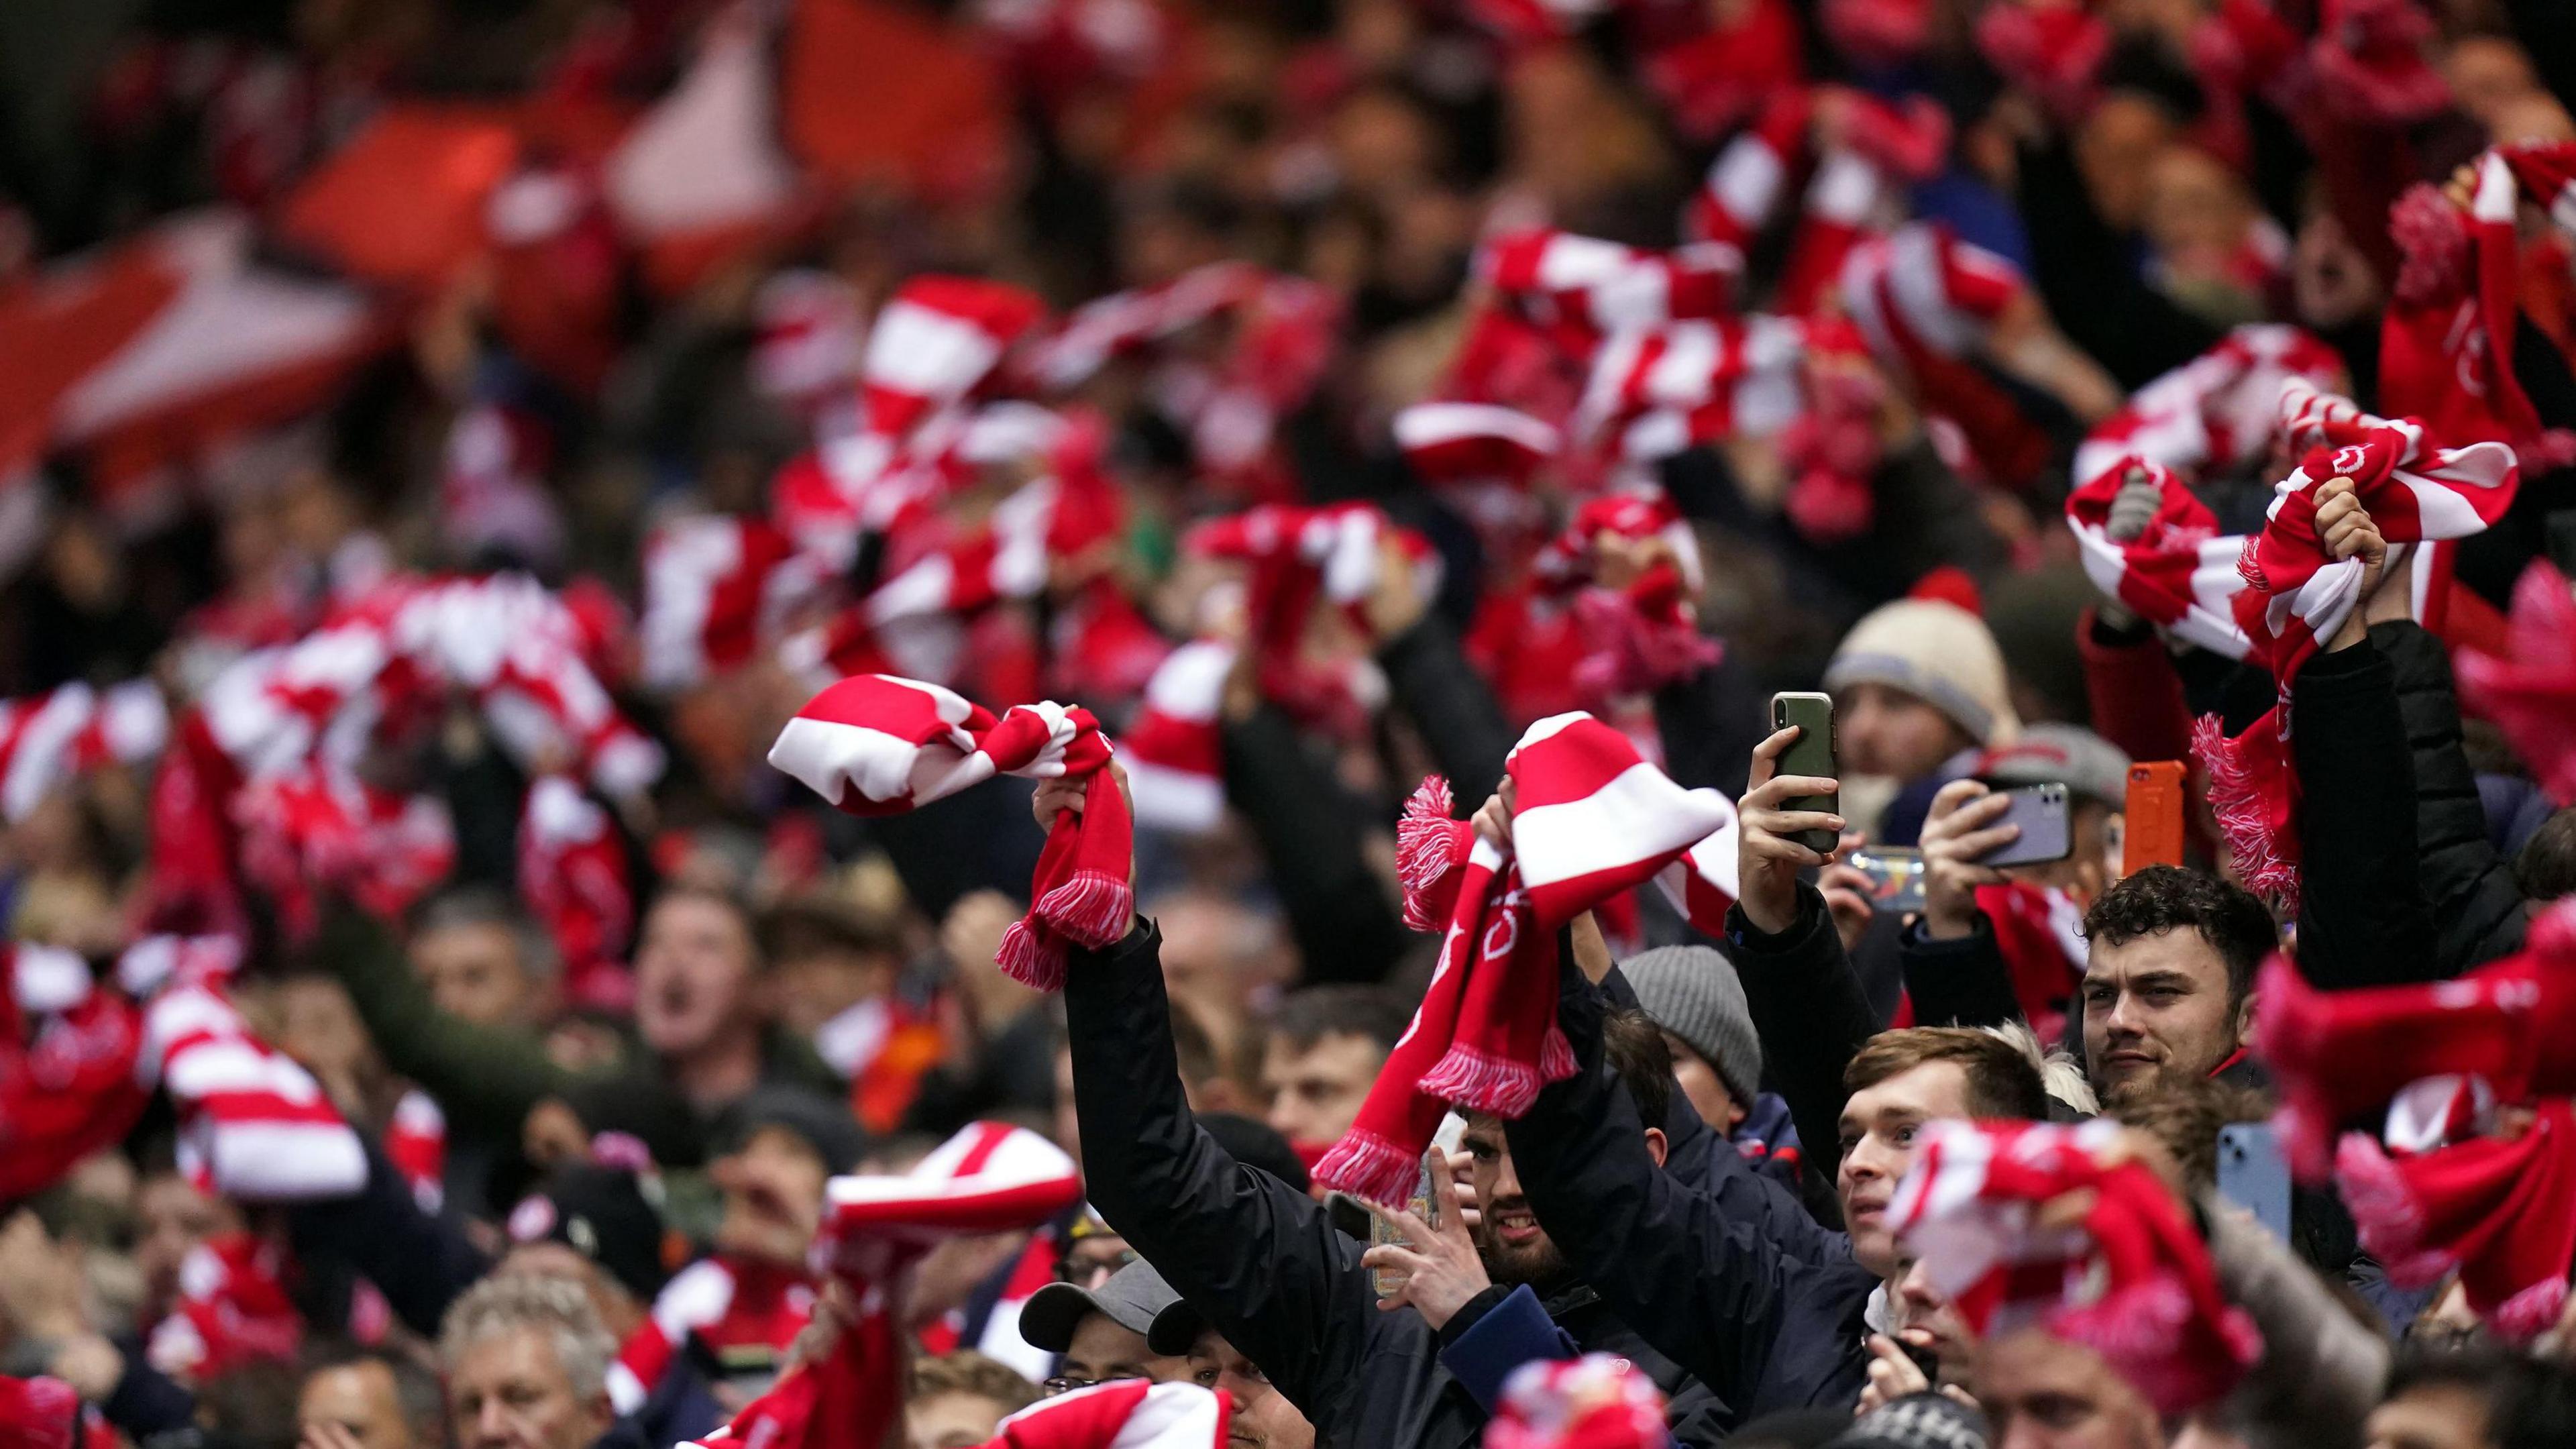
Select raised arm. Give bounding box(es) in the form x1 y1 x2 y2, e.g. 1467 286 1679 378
1220 700 1413 984
1063 920 1429 1430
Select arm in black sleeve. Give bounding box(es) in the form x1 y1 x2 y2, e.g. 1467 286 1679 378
1654 647 1766 798
1723 887 1878 1187
1504 955 1823 1412
1220 703 1412 984
1065 922 1417 1425
286 1137 493 1338
1378 617 1517 806
2371 621 2530 972
2292 639 2441 988
1896 914 2024 1028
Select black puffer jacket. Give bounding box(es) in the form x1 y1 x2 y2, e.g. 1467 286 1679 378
1065 924 1732 1448
2371 621 2528 973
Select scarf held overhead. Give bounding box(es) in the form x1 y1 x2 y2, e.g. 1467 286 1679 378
769 674 1130 991
1316 712 1734 1205
2193 379 2517 904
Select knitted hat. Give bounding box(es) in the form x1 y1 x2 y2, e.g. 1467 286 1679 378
1823 600 2021 749
1827 1393 1990 1449
1617 945 1762 1108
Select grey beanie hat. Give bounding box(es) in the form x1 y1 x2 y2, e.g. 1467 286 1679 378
1618 945 1762 1108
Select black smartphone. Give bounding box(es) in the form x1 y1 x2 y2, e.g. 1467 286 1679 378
1769 692 1839 853
1900 1339 1941 1384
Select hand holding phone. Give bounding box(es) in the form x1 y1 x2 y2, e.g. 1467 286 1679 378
2123 762 2186 876
1739 702 1847 935
1843 847 1927 914
1971 784 2074 867
1768 694 1839 852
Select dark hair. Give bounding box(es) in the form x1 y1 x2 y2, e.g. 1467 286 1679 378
2385 1344 2576 1449
1601 1008 1675 1129
2106 1075 2268 1193
1269 985 1412 1055
1845 1028 2049 1122
2080 865 2275 1004
2516 806 2576 902
300 1342 443 1446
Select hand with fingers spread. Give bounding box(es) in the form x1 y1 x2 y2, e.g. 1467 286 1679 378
2312 476 2387 651
1918 780 2017 941
1356 1153 1491 1332
1737 726 1847 935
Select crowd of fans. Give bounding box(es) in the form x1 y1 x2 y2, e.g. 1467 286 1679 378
5 0 2576 1447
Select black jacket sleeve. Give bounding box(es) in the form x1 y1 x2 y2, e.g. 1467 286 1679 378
286 1138 492 1338
2292 639 2441 988
1065 922 1437 1431
1896 915 2023 1028
2372 621 2529 972
1220 703 1413 984
1723 888 1878 1187
1505 955 1852 1417
1379 618 1517 808
2012 137 2224 388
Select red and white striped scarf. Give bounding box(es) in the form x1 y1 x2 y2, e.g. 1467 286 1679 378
768 676 1130 990
2383 151 2576 468
1575 315 1810 460
1476 229 1742 356
2072 325 2346 488
1487 1354 1672 1449
145 1232 305 1381
2255 905 2576 1338
386 1087 446 1214
1687 88 1947 314
859 276 1049 449
1181 502 1430 733
682 1122 1085 1449
2196 381 2518 904
1120 640 1237 836
0 680 168 822
2064 458 2253 660
608 1254 817 1415
637 514 819 692
0 944 148 1202
126 933 370 1201
2455 561 2576 808
1318 716 1735 1204
518 775 637 1009
1838 222 2059 488
1529 492 1720 702
1890 1119 2262 1416
982 1382 1228 1449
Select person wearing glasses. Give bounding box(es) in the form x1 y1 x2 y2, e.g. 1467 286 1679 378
1017 1259 1191 1397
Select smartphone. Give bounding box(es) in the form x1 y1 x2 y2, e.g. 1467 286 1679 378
2216 1122 2292 1242
1844 847 1927 914
2122 761 2188 876
1769 692 1839 853
1971 783 2072 867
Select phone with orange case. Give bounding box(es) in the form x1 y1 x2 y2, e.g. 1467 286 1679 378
2123 761 2188 875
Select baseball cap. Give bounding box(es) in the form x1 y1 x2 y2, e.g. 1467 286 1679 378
1971 723 2131 810
505 1165 673 1303
1018 1258 1185 1352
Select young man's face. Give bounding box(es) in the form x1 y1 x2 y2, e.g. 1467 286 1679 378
1663 1032 1743 1132
1837 681 1972 782
1461 1114 1564 1286
2081 928 2250 1104
711 1126 828 1267
1185 1328 1313 1449
1836 1060 1971 1279
1054 1313 1182 1390
1260 1032 1386 1148
1977 1329 2163 1449
299 1360 418 1449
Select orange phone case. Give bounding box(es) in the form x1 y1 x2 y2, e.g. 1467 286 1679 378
2123 761 2188 875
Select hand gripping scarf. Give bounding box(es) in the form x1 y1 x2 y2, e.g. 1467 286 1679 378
2194 379 2517 904
768 675 1130 990
680 1122 1087 1449
1317 714 1734 1205
1487 1354 1672 1449
1889 1119 2262 1417
2071 324 2346 487
2455 562 2576 808
1529 492 1722 702
2255 906 2576 1337
2064 458 2254 660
